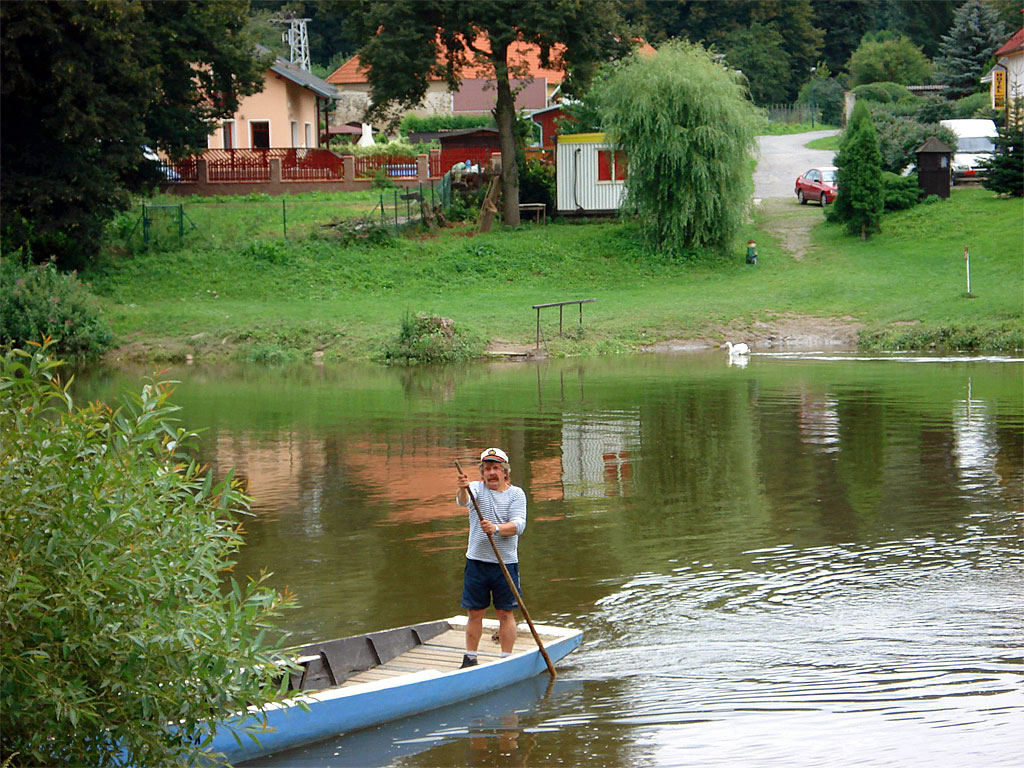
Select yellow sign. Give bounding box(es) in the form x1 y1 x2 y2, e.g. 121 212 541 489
993 70 1006 109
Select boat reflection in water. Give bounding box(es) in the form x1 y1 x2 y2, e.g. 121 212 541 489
242 673 583 767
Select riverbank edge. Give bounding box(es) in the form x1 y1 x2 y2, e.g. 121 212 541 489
102 314 1024 365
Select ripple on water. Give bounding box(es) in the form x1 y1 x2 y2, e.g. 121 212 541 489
565 534 1024 758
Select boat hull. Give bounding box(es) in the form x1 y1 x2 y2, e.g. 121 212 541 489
206 616 582 764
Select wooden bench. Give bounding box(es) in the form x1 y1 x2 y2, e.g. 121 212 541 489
532 299 596 348
519 202 547 224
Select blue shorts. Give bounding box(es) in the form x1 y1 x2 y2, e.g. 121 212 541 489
461 558 520 611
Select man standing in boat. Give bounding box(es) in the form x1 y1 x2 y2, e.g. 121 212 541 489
455 447 527 668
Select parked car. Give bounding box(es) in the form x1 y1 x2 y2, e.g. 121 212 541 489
938 119 998 183
795 166 838 206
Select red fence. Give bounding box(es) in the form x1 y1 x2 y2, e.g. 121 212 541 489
353 153 418 179
281 149 346 181
160 155 198 183
204 149 277 182
160 148 445 187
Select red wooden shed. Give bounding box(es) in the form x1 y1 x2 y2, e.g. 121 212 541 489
437 128 501 174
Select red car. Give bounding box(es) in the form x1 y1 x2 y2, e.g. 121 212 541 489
795 166 838 206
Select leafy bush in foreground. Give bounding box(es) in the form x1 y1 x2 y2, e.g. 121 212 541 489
377 312 481 364
0 258 113 359
0 344 297 766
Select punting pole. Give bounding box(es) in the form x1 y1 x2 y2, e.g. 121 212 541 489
455 460 557 679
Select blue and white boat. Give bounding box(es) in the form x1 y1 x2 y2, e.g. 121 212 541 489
205 615 583 765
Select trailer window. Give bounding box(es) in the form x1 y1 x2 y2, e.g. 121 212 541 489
597 150 627 182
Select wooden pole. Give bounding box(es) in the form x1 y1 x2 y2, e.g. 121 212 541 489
455 460 556 678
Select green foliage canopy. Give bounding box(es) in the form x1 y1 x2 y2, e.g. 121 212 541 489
596 41 759 256
847 33 933 86
0 0 266 269
0 344 297 766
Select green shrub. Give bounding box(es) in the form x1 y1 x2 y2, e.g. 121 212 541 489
914 94 955 123
243 238 291 264
0 258 113 359
517 158 556 214
853 82 913 104
881 171 923 211
371 167 397 190
376 311 481 364
344 139 435 158
400 114 496 135
864 110 959 174
953 91 996 119
0 343 298 766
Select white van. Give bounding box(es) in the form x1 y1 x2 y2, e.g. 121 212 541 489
939 119 998 183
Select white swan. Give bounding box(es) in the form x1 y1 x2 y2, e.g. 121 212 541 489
725 341 750 356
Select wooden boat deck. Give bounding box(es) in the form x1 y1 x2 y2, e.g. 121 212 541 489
339 627 560 687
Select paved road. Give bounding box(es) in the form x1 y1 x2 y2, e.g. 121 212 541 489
754 129 840 200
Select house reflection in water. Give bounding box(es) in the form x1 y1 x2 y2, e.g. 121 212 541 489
559 411 641 499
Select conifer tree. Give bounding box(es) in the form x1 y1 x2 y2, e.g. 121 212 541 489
830 102 884 240
934 0 1007 99
981 98 1024 197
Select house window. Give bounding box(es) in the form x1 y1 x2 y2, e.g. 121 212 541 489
250 120 270 149
305 122 313 148
221 121 234 149
291 121 299 148
597 149 627 182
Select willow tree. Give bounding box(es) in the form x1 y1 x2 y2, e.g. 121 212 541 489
595 41 759 257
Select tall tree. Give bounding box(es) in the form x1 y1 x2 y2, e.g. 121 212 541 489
934 0 1008 99
882 0 959 58
830 102 884 240
1 0 266 269
595 40 760 256
726 22 791 106
349 0 630 226
813 1 879 73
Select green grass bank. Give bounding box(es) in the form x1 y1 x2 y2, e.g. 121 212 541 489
85 187 1022 363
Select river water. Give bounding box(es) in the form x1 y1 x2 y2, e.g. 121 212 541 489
75 351 1023 767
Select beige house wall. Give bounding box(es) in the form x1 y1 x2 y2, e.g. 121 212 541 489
330 81 453 129
208 73 320 150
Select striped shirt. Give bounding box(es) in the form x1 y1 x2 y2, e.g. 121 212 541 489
459 481 527 564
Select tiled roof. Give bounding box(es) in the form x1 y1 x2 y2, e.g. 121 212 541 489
995 26 1024 57
328 35 656 86
270 56 339 99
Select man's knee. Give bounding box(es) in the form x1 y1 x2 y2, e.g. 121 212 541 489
467 608 487 621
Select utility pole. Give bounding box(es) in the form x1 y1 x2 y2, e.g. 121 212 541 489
270 17 312 71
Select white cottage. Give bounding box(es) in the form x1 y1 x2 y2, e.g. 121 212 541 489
555 133 627 214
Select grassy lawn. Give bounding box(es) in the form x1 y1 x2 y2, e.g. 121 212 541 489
759 122 840 136
86 188 1022 362
804 134 841 151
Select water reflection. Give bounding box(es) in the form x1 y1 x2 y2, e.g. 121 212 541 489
69 352 1024 767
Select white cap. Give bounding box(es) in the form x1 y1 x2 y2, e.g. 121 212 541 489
480 447 509 464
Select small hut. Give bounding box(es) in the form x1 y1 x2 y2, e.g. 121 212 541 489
916 136 953 199
555 133 626 215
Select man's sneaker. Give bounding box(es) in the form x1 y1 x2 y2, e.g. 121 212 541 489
460 654 478 668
